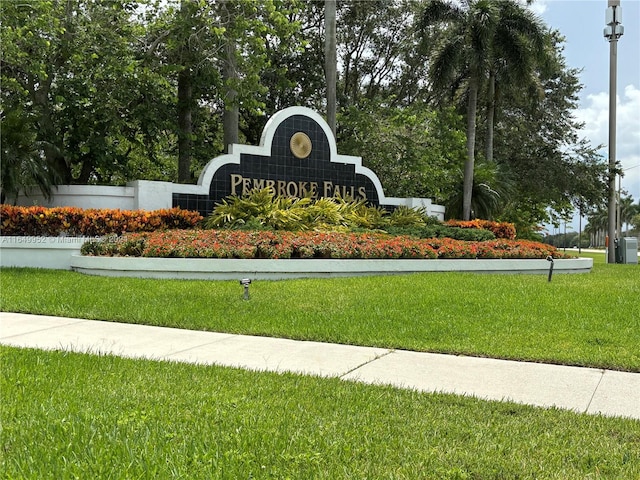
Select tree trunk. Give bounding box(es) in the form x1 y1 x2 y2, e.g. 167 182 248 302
484 71 495 163
463 78 479 221
43 142 70 184
324 0 337 139
177 68 193 183
223 37 239 154
77 156 94 184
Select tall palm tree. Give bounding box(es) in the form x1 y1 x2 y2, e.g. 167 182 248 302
222 1 239 153
631 199 640 234
619 195 637 234
482 1 548 163
586 207 608 247
0 111 59 204
421 0 547 220
444 160 513 220
324 0 337 138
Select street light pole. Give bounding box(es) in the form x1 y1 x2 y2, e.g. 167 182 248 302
604 0 624 263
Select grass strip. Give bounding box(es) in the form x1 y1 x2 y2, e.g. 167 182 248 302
2 346 639 479
1 254 639 371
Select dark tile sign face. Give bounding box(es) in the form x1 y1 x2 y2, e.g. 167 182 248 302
173 107 385 216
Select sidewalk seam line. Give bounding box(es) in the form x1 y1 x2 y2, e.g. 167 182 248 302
585 369 607 414
163 337 238 358
0 319 89 340
339 349 394 379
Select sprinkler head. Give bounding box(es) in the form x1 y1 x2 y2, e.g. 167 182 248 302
240 278 252 300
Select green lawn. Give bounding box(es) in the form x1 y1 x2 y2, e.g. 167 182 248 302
2 346 639 479
2 255 640 478
1 254 639 371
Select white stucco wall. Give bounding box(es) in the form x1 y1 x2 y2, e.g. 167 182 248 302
129 180 174 210
12 183 445 220
15 185 135 210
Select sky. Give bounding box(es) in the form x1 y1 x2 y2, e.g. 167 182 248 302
530 0 640 231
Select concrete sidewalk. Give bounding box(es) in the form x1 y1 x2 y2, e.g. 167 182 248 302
1 311 639 421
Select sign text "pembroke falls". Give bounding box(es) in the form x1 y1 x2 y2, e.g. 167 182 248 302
230 174 367 200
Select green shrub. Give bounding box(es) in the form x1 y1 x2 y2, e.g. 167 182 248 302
206 189 313 231
388 206 427 227
339 200 388 230
385 225 495 241
444 227 495 241
301 197 347 228
81 234 147 257
204 190 507 242
445 219 516 240
205 190 453 232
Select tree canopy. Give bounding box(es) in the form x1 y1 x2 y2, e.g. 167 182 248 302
1 0 608 233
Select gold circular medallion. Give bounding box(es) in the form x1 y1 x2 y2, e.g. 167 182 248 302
290 132 312 159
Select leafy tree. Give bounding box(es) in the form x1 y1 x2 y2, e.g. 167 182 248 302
419 0 547 220
338 0 424 106
143 0 226 182
238 1 323 145
338 101 466 202
491 31 609 227
143 0 301 181
631 211 640 233
1 0 170 186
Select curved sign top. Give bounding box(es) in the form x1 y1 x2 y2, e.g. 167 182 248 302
172 106 391 216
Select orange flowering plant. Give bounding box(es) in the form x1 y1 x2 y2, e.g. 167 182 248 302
0 205 203 237
3 204 568 261
444 220 516 240
81 229 568 260
82 230 441 260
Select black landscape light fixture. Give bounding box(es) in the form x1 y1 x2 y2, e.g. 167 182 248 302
546 256 554 283
604 0 624 264
240 278 252 300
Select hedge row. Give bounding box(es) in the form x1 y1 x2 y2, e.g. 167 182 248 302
1 205 518 242
81 229 565 260
0 205 203 237
385 224 496 242
445 219 516 240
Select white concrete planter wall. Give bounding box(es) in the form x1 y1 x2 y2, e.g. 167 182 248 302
70 255 593 280
1 236 593 278
0 236 87 270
